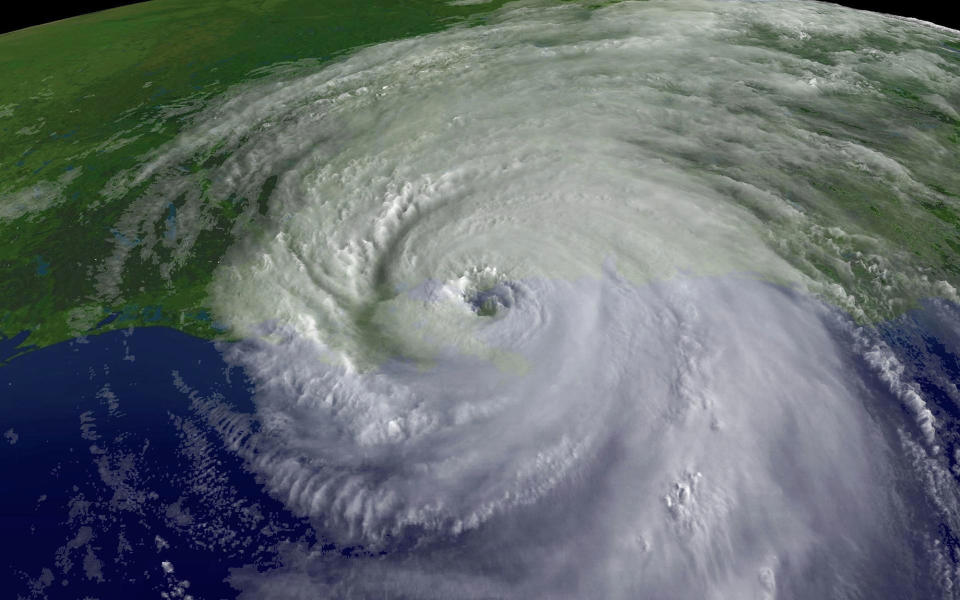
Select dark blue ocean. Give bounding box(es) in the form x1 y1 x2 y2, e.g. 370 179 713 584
3 298 960 598
0 327 319 599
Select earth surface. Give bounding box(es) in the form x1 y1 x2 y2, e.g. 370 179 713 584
2 0 960 598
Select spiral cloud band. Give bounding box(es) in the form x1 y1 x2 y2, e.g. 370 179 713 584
103 0 960 597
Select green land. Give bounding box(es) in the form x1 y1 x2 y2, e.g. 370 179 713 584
0 0 513 360
1 0 959 361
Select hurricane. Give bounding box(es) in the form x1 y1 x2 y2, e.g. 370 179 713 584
84 0 960 597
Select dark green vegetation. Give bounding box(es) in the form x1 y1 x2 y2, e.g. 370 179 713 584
718 16 960 319
0 0 510 358
2 0 960 361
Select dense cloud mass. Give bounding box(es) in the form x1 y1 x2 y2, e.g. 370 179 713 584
102 0 960 597
210 276 934 599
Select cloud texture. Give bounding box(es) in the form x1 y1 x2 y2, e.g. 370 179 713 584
121 0 960 597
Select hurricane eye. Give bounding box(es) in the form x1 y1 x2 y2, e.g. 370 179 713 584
467 283 515 317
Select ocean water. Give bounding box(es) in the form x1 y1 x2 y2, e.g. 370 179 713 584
3 1 960 598
0 327 316 600
2 290 960 599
